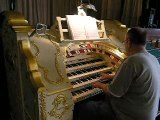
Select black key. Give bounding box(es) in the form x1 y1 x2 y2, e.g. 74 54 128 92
71 72 77 76
71 64 77 67
81 69 87 73
76 71 82 74
76 80 82 83
71 81 77 85
67 73 72 77
72 92 76 96
80 79 87 82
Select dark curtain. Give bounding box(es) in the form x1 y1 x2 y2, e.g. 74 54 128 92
0 0 9 12
15 0 79 26
121 0 143 27
2 0 144 28
15 0 143 27
101 0 122 21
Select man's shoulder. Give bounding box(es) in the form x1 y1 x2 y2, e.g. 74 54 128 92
125 54 141 64
127 51 159 66
125 52 148 65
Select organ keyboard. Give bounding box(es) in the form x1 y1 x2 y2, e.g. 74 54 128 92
66 54 114 102
64 41 124 102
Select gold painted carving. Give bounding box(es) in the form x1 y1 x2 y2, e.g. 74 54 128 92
48 36 65 81
49 94 70 119
93 42 126 60
20 40 43 88
47 87 72 96
39 88 47 120
5 11 32 32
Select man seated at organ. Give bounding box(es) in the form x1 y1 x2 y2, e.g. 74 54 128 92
74 27 160 120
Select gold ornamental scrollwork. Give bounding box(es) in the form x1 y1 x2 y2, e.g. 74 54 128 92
93 42 126 60
20 40 43 88
39 88 47 120
48 94 70 119
30 35 65 85
49 36 65 81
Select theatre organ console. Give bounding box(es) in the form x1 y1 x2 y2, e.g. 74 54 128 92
1 12 127 120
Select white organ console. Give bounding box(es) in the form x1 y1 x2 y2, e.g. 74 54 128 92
1 11 127 120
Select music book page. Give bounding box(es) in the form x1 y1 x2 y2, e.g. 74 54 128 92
66 15 99 40
83 16 99 39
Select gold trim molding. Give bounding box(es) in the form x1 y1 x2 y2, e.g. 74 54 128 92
3 11 32 32
38 88 47 120
19 40 44 88
49 94 70 119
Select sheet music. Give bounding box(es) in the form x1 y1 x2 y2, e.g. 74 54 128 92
66 15 86 40
84 16 99 39
66 15 99 40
